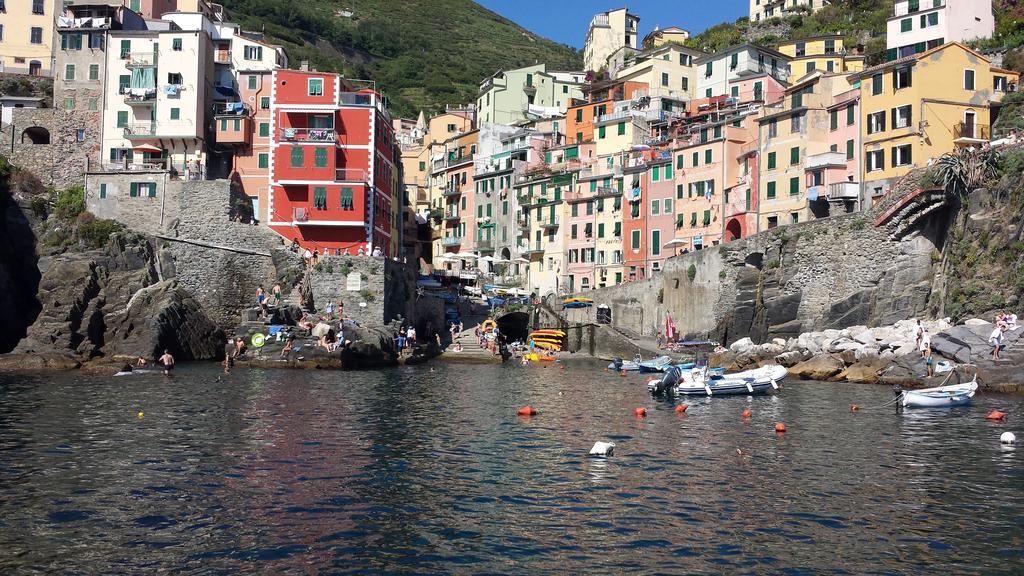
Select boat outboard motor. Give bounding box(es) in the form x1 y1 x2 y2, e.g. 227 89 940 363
652 366 681 397
612 357 623 371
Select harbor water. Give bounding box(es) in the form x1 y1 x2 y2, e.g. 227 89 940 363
0 362 1021 574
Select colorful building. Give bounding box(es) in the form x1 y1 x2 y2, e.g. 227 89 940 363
695 44 791 99
886 0 994 61
583 7 639 72
749 0 825 23
776 35 866 79
854 42 1018 198
476 64 584 125
756 72 860 231
267 69 397 255
641 26 690 50
0 0 62 76
615 43 703 102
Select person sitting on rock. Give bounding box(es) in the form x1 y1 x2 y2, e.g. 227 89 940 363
233 337 246 358
136 356 147 366
281 336 295 360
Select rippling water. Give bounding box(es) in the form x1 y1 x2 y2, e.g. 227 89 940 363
0 361 1021 574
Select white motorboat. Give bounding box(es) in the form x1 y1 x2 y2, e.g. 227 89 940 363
901 379 978 408
647 364 788 396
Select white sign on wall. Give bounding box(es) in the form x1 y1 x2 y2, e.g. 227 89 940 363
346 272 362 291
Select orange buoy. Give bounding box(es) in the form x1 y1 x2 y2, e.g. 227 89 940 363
675 404 688 414
774 422 786 433
986 410 1007 421
634 407 647 417
851 404 860 412
741 408 752 419
517 406 537 416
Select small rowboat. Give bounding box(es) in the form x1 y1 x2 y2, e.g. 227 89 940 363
651 365 788 397
901 379 978 408
638 355 672 373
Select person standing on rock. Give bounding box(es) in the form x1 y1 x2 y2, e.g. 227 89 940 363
159 350 175 376
914 320 924 351
272 283 282 308
990 325 1004 360
256 285 268 320
919 329 931 360
223 338 234 373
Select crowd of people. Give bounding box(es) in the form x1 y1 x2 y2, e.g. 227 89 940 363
288 239 385 267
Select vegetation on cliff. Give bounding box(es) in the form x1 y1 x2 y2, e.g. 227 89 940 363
689 0 1024 70
220 0 580 117
927 147 1024 320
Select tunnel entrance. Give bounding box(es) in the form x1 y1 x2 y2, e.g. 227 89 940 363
496 311 530 344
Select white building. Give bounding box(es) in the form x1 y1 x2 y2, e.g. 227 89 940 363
695 44 791 99
100 23 211 174
749 0 825 23
886 0 994 60
583 7 640 73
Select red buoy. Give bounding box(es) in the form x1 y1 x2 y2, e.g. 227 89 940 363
775 423 787 433
634 407 647 417
741 408 752 419
851 404 860 412
675 404 688 414
986 410 1007 421
517 406 537 416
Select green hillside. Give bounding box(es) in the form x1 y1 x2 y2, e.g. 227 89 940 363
689 0 1024 69
220 0 581 118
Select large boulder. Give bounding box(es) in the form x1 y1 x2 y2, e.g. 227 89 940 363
0 194 42 352
730 337 756 354
789 354 845 381
104 280 225 360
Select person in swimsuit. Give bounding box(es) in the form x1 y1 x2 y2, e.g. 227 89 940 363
256 285 267 319
159 350 175 375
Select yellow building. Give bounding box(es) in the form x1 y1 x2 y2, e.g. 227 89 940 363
615 43 703 101
0 0 62 76
757 72 860 230
854 42 1019 197
776 36 865 80
641 26 690 50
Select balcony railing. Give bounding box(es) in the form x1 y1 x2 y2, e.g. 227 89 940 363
123 121 195 138
280 127 336 142
477 238 494 251
594 109 637 125
953 122 990 142
442 236 462 246
58 16 112 29
213 101 249 115
339 92 374 107
336 168 368 182
540 218 560 229
124 92 156 105
443 185 462 197
828 181 860 199
805 151 847 170
578 165 623 180
123 52 157 67
443 211 460 222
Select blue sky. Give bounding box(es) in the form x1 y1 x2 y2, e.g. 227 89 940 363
476 0 749 48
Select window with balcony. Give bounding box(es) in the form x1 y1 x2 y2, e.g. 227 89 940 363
313 186 327 209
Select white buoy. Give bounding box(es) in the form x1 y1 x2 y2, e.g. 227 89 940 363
1001 432 1016 444
589 441 615 456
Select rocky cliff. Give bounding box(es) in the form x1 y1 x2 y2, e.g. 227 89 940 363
0 188 42 352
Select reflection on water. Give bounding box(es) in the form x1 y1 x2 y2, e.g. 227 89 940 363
0 362 1022 574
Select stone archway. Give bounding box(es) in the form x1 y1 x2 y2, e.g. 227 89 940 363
724 217 743 242
21 126 50 144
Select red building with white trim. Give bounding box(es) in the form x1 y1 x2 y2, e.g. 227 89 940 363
267 69 396 255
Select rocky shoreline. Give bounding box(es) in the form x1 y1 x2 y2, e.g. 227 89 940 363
713 318 1023 394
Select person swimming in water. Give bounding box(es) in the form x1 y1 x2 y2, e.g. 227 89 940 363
159 350 175 375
